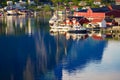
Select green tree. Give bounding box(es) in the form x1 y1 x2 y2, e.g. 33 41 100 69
44 5 51 11
51 0 59 5
71 0 79 5
0 0 6 6
86 0 94 6
34 0 39 5
64 0 69 3
51 0 64 5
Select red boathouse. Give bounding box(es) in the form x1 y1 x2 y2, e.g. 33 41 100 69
73 8 105 19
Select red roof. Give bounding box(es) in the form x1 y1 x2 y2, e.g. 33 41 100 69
91 18 103 23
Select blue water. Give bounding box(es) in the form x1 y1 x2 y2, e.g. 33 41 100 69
0 16 120 80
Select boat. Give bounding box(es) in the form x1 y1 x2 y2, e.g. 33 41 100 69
7 9 17 15
68 25 87 34
50 25 71 33
49 13 58 27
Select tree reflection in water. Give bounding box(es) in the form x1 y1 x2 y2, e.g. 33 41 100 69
0 16 108 80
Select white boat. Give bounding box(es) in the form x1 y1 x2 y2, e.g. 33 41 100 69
49 13 58 26
7 10 17 15
68 25 87 33
50 25 71 33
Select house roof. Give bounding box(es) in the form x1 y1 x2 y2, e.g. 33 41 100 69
68 16 83 21
111 5 120 10
74 8 105 19
91 7 110 12
106 9 120 17
79 18 90 24
78 7 110 12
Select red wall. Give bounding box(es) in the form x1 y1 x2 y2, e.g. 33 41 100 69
73 8 105 19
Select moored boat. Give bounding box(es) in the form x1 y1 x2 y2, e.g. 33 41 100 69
6 9 17 15
49 13 58 27
68 25 87 34
50 25 71 33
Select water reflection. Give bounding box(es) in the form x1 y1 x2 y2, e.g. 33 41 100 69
0 16 36 35
0 16 119 80
63 37 107 70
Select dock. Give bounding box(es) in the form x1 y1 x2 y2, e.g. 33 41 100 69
101 26 120 39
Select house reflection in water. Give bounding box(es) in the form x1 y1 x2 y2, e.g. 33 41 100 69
0 16 108 80
33 32 108 80
52 35 108 80
0 16 35 35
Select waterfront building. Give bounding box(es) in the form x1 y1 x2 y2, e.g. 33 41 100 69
115 0 120 5
73 8 106 28
106 5 120 18
93 0 101 5
105 18 114 27
90 18 106 28
73 8 105 20
106 9 120 17
109 5 120 10
19 0 35 5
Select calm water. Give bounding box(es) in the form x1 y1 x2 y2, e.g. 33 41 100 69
0 16 120 80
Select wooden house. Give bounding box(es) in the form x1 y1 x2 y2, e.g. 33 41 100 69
73 8 105 19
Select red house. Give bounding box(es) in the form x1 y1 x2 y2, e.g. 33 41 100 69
73 8 105 19
106 10 120 17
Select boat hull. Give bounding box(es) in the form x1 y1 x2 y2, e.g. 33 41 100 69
68 30 87 34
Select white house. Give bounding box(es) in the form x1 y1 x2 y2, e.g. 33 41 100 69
89 18 106 28
94 0 101 5
19 0 35 5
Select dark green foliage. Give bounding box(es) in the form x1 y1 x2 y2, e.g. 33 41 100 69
0 0 116 7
